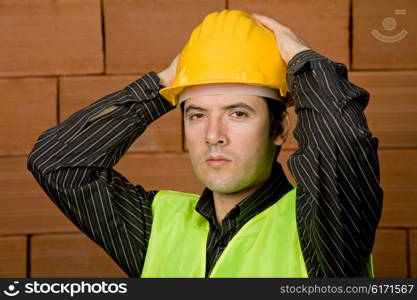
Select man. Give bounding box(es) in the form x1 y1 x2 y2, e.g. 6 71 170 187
27 10 383 277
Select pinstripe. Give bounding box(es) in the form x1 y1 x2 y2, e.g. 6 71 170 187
129 82 155 120
47 172 73 219
317 62 379 184
64 103 131 147
95 183 120 264
58 114 89 141
29 140 61 167
104 187 134 271
88 184 110 254
67 122 136 164
122 221 140 275
66 185 87 234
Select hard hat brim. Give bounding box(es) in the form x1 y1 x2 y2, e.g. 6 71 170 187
160 79 288 106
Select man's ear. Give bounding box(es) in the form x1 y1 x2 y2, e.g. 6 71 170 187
273 112 289 146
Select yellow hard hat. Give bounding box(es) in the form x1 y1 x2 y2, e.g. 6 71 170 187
160 9 289 106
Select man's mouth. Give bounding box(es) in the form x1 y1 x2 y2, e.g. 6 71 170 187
205 155 231 167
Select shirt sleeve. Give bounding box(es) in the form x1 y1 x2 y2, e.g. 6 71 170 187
286 50 384 277
27 71 174 277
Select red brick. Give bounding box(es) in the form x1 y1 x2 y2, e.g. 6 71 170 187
352 0 417 69
60 75 182 152
350 71 417 148
230 0 350 65
0 157 76 235
373 229 407 277
0 0 103 76
379 150 417 228
277 150 295 185
0 236 27 278
410 230 417 277
31 233 125 277
104 0 225 74
0 78 57 155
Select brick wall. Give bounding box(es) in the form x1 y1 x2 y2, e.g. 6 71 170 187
0 0 416 278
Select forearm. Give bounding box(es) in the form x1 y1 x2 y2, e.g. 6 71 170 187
287 50 383 276
28 71 174 180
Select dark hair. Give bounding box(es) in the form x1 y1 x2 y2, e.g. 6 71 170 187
263 97 286 160
263 97 287 139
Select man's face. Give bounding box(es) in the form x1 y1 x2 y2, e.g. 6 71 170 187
183 94 280 194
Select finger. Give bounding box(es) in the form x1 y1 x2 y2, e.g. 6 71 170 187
252 16 275 34
252 13 288 32
252 14 279 27
170 54 180 70
252 13 274 28
173 54 180 64
297 36 310 48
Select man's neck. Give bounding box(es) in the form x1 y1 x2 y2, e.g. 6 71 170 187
212 182 264 226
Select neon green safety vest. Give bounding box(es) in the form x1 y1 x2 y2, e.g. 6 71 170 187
141 188 374 278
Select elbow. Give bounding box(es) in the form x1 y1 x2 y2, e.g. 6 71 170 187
27 136 49 176
27 146 40 176
27 127 60 175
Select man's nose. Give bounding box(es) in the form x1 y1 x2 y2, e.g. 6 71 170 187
205 118 228 146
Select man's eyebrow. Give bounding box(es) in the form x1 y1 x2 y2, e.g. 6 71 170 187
184 102 257 114
184 105 207 115
223 102 256 113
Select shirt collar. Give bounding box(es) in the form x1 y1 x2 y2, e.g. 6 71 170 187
195 161 293 227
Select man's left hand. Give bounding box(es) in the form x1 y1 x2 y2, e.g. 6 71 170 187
252 13 310 65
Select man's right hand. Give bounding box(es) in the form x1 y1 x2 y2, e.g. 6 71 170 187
158 54 180 87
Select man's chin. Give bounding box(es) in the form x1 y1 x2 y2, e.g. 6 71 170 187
208 185 241 194
194 166 245 193
202 177 245 194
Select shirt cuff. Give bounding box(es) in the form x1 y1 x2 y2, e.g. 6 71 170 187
286 50 329 94
126 71 162 100
125 71 175 123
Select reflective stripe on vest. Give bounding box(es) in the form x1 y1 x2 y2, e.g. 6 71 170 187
141 188 374 277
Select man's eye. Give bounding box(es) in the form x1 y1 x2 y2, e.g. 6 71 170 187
232 111 248 118
189 113 204 119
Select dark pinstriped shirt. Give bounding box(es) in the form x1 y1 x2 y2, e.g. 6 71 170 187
27 50 383 277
